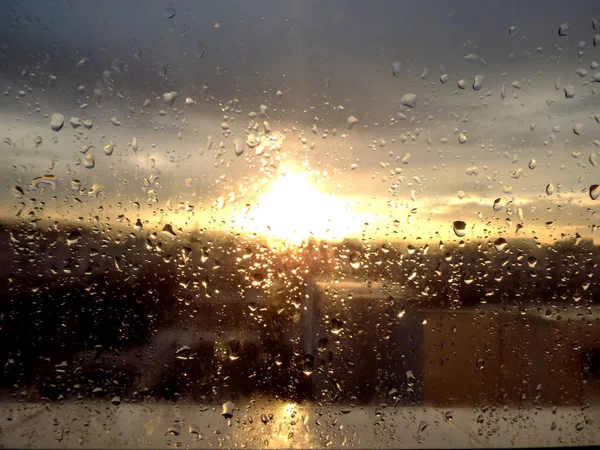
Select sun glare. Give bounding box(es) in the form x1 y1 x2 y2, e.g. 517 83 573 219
237 169 363 244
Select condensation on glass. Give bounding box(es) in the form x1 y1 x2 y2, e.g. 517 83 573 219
0 0 599 448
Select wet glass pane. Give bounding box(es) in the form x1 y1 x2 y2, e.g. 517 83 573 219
1 0 599 447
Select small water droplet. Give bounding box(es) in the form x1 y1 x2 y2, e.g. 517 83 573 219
573 122 584 136
458 132 468 144
528 159 537 169
457 79 467 89
546 183 554 196
476 358 485 369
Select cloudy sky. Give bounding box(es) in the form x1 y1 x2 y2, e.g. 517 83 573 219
1 0 599 243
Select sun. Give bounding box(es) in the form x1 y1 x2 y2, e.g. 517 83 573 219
236 168 363 244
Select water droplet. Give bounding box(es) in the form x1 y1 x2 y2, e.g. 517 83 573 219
590 184 600 200
444 411 454 421
227 340 240 361
346 116 358 130
330 318 343 335
222 401 235 419
546 183 555 196
508 24 519 35
162 224 177 238
185 97 194 106
104 143 115 155
473 74 484 91
134 218 143 231
493 198 503 211
11 186 24 198
452 221 467 237
349 251 361 269
89 183 104 198
168 424 181 436
111 396 121 405
83 153 95 169
234 138 244 156
564 85 575 98
528 159 537 169
573 122 583 136
82 119 93 129
50 113 64 132
163 91 178 106
131 137 138 152
400 93 417 108
494 238 507 251
196 41 206 58
476 358 485 369
164 3 176 19
558 22 568 36
392 61 402 77
458 132 468 144
590 153 598 167
527 256 538 268
156 61 168 78
457 79 467 89
406 370 416 386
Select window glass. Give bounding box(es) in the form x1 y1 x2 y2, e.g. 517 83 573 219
1 0 599 447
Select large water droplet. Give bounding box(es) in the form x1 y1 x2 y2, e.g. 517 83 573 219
222 401 235 419
558 22 569 36
590 184 600 200
50 113 64 132
401 93 417 108
234 138 244 156
494 238 507 251
564 85 575 98
546 183 554 196
346 116 358 130
392 61 402 77
458 132 468 144
473 74 484 91
164 3 176 19
349 251 361 269
452 221 467 237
